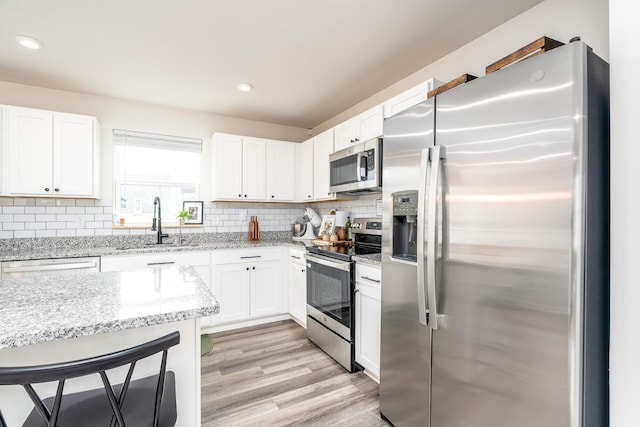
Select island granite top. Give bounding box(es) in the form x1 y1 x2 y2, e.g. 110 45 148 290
0 266 219 349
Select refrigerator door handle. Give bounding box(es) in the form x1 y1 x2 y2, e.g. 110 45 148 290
416 147 430 326
427 144 446 330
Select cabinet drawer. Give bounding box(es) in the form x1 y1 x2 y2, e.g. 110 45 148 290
214 247 281 265
355 264 381 287
289 248 306 265
101 251 210 272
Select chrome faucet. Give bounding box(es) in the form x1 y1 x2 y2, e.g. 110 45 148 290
151 196 169 244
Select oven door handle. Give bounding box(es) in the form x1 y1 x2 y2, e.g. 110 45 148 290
304 253 351 272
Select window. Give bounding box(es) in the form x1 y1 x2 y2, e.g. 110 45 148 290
113 129 201 226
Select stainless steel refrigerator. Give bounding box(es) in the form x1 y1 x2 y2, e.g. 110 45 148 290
380 40 609 427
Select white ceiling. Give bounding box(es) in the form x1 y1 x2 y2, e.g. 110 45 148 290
0 0 544 129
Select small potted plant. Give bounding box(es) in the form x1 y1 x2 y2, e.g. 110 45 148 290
176 209 191 245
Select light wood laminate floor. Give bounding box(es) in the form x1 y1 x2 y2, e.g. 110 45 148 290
201 320 389 426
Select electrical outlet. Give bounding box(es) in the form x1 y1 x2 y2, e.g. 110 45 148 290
76 218 85 228
211 215 220 226
239 209 247 221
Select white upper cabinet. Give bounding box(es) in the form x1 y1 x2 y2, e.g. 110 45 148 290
211 133 243 200
211 133 266 201
294 138 314 202
266 139 295 201
312 129 336 201
383 79 442 118
3 106 99 198
53 113 97 197
242 137 266 200
334 105 383 152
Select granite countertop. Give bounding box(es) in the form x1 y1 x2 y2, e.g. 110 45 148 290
353 253 382 266
0 266 219 349
0 238 309 262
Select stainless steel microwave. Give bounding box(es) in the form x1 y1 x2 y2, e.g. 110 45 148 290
329 138 382 194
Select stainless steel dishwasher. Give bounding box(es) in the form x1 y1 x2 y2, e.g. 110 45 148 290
1 257 101 279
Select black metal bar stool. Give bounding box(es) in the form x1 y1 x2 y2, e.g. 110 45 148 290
0 331 180 427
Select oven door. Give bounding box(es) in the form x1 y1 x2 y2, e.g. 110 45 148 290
305 253 353 341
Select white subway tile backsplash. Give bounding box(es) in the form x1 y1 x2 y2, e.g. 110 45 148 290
3 206 25 214
45 207 66 214
3 223 25 231
14 230 36 238
35 230 56 238
24 222 46 230
24 207 46 214
0 197 375 239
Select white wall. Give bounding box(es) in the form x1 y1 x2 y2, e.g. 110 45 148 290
0 80 309 201
609 1 639 426
313 0 609 134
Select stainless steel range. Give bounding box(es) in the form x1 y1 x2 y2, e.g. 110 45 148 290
305 217 382 372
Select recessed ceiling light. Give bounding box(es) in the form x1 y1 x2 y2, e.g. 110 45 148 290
15 35 43 50
236 83 253 92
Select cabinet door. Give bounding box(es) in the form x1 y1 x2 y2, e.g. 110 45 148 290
212 133 243 200
383 82 430 118
266 140 294 201
288 260 307 327
213 263 251 324
294 138 314 202
242 137 266 200
250 260 283 318
334 118 357 152
312 130 335 201
53 113 95 196
6 107 53 195
356 105 383 142
355 281 381 381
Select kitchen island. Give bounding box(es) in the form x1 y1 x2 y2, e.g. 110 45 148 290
0 266 219 426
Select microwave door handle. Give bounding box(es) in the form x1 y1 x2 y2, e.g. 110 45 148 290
359 154 368 181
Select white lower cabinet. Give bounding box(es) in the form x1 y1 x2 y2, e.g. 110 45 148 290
355 263 381 382
211 247 285 326
288 248 307 327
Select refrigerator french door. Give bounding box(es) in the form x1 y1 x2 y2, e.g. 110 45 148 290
380 41 609 427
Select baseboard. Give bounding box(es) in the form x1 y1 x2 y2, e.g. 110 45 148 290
201 313 292 334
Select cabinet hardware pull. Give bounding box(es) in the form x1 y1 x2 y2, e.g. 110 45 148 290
252 266 256 270
238 194 242 197
246 267 249 271
301 269 305 273
147 261 175 266
361 276 381 283
244 194 247 198
54 188 60 192
271 195 275 198
354 289 360 293
45 188 50 192
240 255 262 259
291 255 301 260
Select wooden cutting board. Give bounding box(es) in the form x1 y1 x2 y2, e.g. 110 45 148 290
311 239 351 246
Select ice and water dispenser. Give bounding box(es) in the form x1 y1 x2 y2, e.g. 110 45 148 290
392 190 418 262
